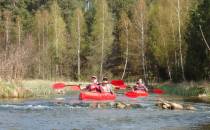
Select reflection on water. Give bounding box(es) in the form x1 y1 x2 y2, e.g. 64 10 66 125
0 94 209 130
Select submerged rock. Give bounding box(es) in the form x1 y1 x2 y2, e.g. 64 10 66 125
88 102 142 109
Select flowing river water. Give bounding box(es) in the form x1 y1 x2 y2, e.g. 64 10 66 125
0 93 210 130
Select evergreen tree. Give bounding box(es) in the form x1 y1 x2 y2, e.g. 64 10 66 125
185 0 210 81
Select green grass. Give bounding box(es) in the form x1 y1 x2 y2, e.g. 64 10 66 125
0 80 90 99
154 82 209 97
21 80 55 97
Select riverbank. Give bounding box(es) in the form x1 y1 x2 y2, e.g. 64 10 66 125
153 81 210 98
0 80 86 98
0 80 210 99
0 80 53 98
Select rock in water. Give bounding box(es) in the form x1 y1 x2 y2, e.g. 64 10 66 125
156 99 196 111
169 102 184 110
115 102 127 109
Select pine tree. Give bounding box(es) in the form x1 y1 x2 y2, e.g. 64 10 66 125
185 0 210 81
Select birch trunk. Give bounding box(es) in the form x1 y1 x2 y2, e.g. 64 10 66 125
140 1 146 81
177 0 185 80
17 19 21 46
42 20 45 79
121 26 129 80
5 17 9 53
100 3 105 80
77 14 81 81
199 25 210 51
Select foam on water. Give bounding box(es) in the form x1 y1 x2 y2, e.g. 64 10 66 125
0 104 51 110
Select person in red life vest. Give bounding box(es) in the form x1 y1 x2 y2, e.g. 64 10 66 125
85 76 100 92
100 77 114 94
133 78 148 92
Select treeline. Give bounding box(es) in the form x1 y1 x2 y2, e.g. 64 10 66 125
0 0 209 82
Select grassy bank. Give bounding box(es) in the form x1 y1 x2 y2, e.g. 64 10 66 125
0 80 92 99
153 81 210 97
0 80 54 98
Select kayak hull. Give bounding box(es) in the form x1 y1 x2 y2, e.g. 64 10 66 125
79 92 116 101
125 90 149 98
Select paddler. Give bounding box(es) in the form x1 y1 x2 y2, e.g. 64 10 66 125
133 78 148 92
100 77 114 94
85 76 100 92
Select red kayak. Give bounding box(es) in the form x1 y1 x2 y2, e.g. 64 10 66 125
79 92 116 100
125 90 149 98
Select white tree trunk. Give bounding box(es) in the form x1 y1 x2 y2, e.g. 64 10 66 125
77 14 81 81
38 31 41 77
18 19 21 46
140 1 146 81
199 25 210 51
121 26 129 80
177 0 185 80
167 60 172 80
100 3 105 80
5 17 9 53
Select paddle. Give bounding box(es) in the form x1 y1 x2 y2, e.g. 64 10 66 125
152 88 165 94
125 90 149 98
111 80 126 89
52 83 81 91
125 91 139 98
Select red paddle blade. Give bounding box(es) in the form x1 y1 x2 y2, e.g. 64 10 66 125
111 80 126 89
152 88 165 94
52 83 65 89
70 85 81 91
125 92 139 98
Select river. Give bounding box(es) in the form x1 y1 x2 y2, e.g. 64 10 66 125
0 93 210 130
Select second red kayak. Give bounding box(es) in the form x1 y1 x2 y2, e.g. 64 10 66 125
125 90 149 98
79 92 116 100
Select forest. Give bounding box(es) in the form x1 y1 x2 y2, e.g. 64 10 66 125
0 0 209 82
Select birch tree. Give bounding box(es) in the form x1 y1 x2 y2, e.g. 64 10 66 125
3 10 12 53
48 1 67 78
177 0 185 80
70 8 86 81
91 0 113 79
119 12 131 79
133 0 147 81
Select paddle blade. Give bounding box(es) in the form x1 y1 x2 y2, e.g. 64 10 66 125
52 83 65 89
125 91 139 98
152 88 165 94
111 80 126 89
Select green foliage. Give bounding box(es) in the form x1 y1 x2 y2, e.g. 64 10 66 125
185 0 210 81
0 0 208 82
89 0 114 76
156 84 206 97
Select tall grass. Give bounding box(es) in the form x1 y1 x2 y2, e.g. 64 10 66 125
0 80 89 99
155 82 209 97
21 80 55 97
